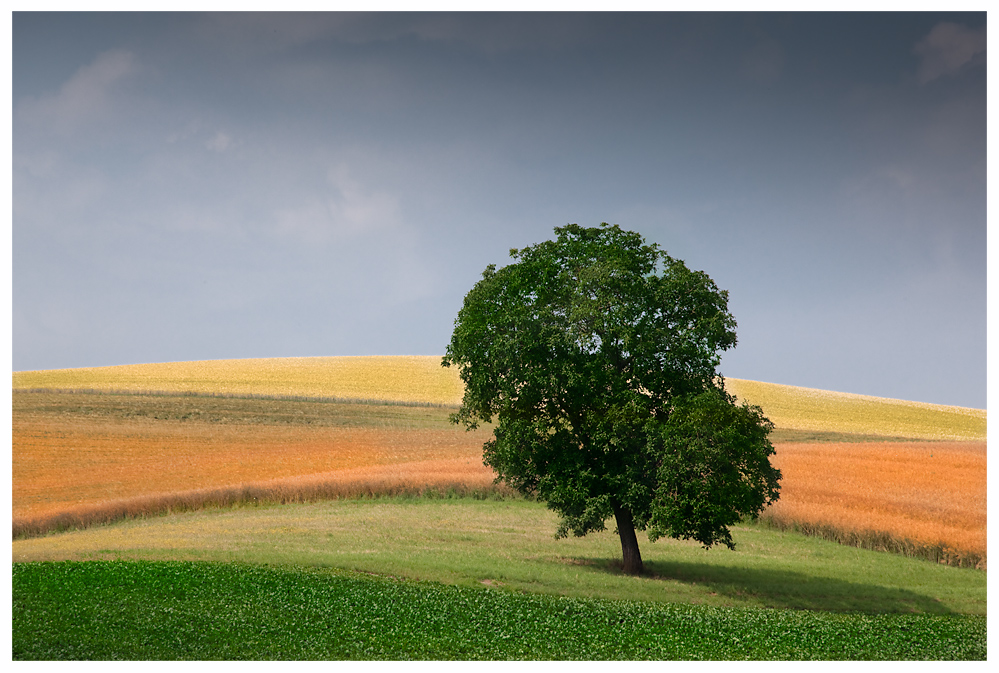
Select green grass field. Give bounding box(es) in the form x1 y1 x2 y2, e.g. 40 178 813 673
14 499 986 616
13 560 986 660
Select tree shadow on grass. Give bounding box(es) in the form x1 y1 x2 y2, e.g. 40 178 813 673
587 558 953 614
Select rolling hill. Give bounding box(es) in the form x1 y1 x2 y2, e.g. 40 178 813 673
13 356 986 441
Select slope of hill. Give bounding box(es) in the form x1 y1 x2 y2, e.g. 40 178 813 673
725 378 985 442
12 357 987 566
12 356 464 406
13 356 985 441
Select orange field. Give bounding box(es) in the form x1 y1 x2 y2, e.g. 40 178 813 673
11 389 987 568
13 418 495 520
762 441 986 565
12 394 499 535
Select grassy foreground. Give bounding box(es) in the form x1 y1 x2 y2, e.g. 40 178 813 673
13 499 985 615
13 560 985 660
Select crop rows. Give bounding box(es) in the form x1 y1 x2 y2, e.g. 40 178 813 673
11 366 988 567
760 441 986 568
13 391 501 537
13 560 986 660
14 358 985 441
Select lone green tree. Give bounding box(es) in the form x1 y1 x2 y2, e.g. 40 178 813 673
443 223 781 575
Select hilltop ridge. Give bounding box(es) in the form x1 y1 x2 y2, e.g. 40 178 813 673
13 356 985 441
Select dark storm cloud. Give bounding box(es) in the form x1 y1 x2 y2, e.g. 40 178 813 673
914 21 987 84
12 12 987 407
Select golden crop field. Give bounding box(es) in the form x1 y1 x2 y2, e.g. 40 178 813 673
14 357 984 440
13 414 489 521
12 356 465 407
725 378 985 441
11 357 987 566
12 392 498 537
763 440 986 565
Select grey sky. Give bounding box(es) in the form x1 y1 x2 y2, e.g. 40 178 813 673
12 12 987 408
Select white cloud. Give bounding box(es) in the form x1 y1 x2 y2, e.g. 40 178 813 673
914 22 986 84
273 165 401 244
325 165 400 235
15 50 137 135
14 150 62 179
205 131 233 152
269 163 436 302
274 200 332 245
167 120 202 144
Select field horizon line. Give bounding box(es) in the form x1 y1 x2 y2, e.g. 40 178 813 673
12 355 986 412
13 387 459 409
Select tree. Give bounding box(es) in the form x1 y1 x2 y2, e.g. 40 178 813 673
442 223 781 575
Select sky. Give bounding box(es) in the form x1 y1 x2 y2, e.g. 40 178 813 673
11 11 988 408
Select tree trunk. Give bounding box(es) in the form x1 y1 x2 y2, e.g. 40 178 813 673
613 503 644 575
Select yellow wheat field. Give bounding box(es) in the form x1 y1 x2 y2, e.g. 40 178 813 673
13 357 986 440
725 378 985 441
12 356 465 407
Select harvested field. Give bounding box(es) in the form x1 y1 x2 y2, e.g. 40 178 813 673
761 441 986 567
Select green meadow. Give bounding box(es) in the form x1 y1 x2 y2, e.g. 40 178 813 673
14 499 985 615
14 559 985 660
13 498 986 660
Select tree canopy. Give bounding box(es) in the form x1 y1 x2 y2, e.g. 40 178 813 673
442 223 781 574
